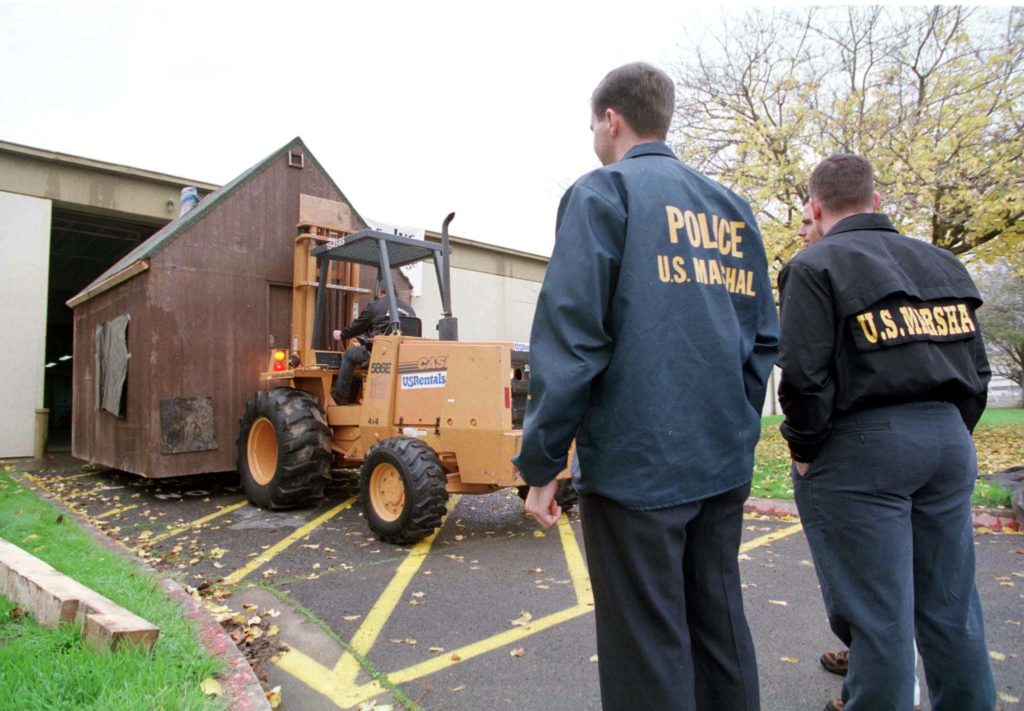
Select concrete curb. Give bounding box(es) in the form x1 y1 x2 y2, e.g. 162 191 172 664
4 465 270 711
745 497 1021 532
161 579 271 711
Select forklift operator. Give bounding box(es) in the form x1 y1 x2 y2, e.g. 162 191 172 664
331 287 416 405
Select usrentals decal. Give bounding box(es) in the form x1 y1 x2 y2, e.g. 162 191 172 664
400 370 447 389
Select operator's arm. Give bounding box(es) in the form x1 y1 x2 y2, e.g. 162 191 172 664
512 179 623 486
777 261 835 463
338 300 379 341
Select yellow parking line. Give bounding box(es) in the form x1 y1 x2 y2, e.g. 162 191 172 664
387 603 591 685
62 469 106 481
275 506 802 709
557 513 593 607
221 497 357 586
739 522 804 554
333 496 459 684
93 504 138 520
275 646 357 702
147 499 249 545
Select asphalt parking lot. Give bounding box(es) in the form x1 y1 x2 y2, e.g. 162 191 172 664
9 457 1024 711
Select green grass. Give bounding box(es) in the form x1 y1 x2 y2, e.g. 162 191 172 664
0 467 225 711
753 409 1022 508
977 407 1024 427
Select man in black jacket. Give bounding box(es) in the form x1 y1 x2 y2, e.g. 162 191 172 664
331 287 415 404
778 154 995 711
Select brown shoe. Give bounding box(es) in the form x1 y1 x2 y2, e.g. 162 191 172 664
820 649 849 676
824 699 843 711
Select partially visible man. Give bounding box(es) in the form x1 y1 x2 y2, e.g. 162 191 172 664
778 154 995 711
797 190 922 709
798 196 822 248
514 62 778 710
331 287 415 404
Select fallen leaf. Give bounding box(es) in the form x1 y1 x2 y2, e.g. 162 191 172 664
510 647 525 657
200 678 222 697
451 684 465 692
455 534 465 541
780 657 799 664
511 611 534 628
429 646 445 653
590 655 599 663
533 531 546 538
450 653 463 662
999 692 1020 704
343 615 362 621
208 547 227 559
737 554 752 561
989 650 1006 661
527 567 543 574
266 686 282 709
768 600 789 607
411 591 426 598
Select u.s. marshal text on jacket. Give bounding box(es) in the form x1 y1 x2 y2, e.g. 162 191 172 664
512 142 780 510
777 213 991 463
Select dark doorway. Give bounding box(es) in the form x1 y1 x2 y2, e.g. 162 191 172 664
45 207 165 451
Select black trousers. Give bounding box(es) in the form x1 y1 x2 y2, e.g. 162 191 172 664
794 402 995 710
332 344 369 404
580 484 759 711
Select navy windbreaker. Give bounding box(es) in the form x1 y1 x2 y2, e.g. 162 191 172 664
512 142 779 510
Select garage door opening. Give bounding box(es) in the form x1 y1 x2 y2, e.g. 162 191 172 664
45 207 164 451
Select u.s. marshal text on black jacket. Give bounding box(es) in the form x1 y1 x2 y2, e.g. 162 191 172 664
512 142 780 510
777 213 991 463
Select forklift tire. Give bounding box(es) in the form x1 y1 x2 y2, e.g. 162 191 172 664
359 438 449 545
516 479 579 513
237 388 331 510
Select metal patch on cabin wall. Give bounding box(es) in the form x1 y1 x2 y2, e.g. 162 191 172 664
159 396 217 454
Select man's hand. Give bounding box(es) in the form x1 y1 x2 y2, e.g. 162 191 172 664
793 460 811 477
524 480 561 528
333 329 343 341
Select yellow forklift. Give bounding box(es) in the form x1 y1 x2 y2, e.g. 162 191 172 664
237 214 575 543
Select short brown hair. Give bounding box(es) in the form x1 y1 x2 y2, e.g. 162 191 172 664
591 62 674 139
809 154 875 213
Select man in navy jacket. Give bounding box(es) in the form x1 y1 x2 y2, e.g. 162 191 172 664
514 62 778 710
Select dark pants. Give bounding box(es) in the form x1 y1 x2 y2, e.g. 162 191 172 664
580 484 760 711
794 402 995 711
332 344 369 404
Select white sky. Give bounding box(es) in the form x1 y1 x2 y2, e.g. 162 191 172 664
0 1 732 256
4 1 962 257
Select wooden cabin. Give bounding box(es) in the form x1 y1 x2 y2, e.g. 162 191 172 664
68 137 377 477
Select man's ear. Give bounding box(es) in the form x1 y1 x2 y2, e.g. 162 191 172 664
871 191 881 212
810 198 823 222
606 108 619 137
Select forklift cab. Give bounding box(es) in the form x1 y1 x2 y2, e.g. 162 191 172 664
308 212 459 350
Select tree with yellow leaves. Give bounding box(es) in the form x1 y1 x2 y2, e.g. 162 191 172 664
670 6 1024 275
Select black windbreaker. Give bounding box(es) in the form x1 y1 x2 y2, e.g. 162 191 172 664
777 213 991 462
